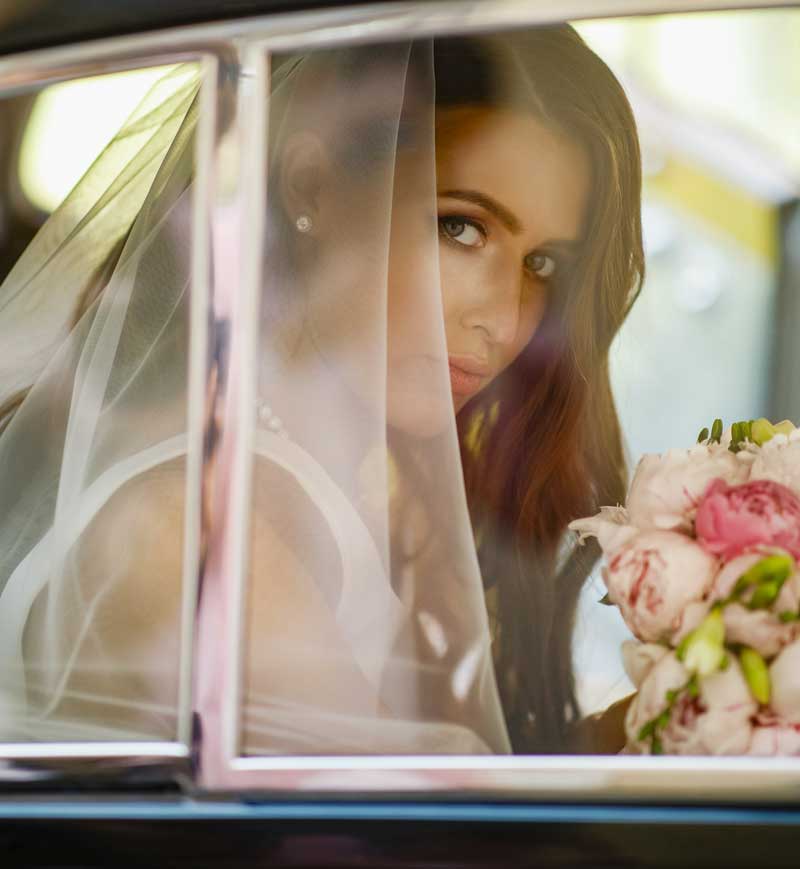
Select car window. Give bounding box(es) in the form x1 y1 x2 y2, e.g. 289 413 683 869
0 3 799 800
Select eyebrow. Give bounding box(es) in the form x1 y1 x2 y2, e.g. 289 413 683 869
438 188 586 256
437 189 524 235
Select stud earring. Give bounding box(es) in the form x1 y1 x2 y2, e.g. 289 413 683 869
295 215 313 233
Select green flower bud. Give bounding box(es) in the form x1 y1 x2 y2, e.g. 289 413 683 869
739 647 770 705
678 609 726 677
751 418 777 446
749 579 784 610
697 426 710 444
733 553 794 597
638 719 657 741
711 418 723 443
773 419 795 437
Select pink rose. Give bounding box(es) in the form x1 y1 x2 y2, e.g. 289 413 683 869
605 530 717 643
695 478 800 561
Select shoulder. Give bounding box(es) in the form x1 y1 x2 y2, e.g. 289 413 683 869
74 460 187 627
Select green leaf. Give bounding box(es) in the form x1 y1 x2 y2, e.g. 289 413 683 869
779 611 798 624
651 737 664 755
711 418 723 443
697 426 710 444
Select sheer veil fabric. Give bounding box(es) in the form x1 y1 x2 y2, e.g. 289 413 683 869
0 45 512 754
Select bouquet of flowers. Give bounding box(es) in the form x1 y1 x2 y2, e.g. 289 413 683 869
571 418 800 755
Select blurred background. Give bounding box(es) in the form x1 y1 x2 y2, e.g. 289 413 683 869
0 6 797 716
573 8 800 713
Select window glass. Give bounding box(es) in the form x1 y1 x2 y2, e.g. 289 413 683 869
19 65 179 214
0 62 200 745
1 5 799 774
224 8 800 762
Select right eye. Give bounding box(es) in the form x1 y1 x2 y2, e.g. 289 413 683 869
439 216 484 248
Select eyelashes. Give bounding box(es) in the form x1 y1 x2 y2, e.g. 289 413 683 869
438 215 484 248
437 214 558 281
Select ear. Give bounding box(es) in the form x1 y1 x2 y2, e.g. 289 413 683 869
278 131 331 231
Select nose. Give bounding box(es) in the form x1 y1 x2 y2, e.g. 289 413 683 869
460 260 522 348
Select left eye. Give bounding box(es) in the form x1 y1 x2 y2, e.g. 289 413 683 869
439 217 484 248
525 253 556 279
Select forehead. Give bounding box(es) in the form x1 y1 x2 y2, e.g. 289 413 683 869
434 106 590 242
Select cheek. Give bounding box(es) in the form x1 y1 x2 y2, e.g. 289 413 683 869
499 289 548 375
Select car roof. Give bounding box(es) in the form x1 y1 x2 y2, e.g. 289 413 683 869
0 0 407 56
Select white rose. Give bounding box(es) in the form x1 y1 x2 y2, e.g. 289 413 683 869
605 530 718 643
627 444 752 532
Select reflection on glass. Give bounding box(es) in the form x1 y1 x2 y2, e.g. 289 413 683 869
0 65 199 742
0 9 796 763
235 29 643 757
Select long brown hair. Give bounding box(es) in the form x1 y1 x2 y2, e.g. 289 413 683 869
437 28 644 752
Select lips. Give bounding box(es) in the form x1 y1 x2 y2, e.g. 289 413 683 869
448 355 489 397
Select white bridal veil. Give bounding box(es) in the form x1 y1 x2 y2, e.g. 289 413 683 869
0 42 515 754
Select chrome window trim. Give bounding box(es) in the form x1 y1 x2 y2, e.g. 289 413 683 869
0 742 189 760
0 0 796 88
0 0 798 798
0 47 224 773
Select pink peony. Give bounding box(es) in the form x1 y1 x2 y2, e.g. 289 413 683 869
604 530 717 643
568 505 637 553
684 552 800 658
748 712 800 755
626 444 751 532
695 478 800 562
625 652 757 755
769 640 800 721
721 603 799 659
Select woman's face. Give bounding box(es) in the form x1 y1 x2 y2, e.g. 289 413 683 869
385 105 591 433
289 97 590 438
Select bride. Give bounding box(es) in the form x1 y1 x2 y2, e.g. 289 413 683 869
0 26 643 756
